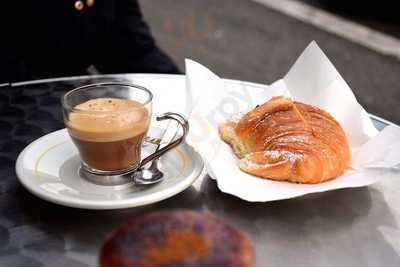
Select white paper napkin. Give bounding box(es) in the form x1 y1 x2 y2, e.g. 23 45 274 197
185 41 400 202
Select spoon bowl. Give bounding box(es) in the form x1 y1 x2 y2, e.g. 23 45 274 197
132 160 164 185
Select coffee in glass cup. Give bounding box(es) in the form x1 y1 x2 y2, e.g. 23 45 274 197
66 97 150 171
62 83 188 185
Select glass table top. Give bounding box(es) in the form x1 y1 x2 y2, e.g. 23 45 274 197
0 74 399 267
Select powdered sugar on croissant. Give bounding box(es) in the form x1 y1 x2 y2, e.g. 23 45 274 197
219 96 350 184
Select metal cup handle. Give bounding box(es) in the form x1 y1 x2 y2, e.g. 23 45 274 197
138 112 189 169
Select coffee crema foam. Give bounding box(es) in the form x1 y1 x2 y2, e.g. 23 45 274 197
67 98 150 142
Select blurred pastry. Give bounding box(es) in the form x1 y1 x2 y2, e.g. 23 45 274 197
99 210 253 267
219 96 350 184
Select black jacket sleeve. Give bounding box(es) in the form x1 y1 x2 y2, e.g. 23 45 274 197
0 42 30 84
0 4 30 83
95 0 180 75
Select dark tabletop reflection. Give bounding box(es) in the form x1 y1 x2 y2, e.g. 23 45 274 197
197 178 400 266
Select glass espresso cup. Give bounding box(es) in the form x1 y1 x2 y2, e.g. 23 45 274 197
62 83 188 185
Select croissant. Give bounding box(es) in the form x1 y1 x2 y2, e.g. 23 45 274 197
219 96 350 184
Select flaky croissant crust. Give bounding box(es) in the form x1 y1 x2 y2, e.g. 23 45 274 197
219 96 350 184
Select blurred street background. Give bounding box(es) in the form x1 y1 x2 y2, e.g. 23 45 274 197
139 0 400 124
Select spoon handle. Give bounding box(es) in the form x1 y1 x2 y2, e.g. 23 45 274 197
139 113 189 169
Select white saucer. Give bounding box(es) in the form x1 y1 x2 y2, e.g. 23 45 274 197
15 129 204 209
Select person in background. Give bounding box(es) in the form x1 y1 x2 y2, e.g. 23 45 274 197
0 0 180 83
